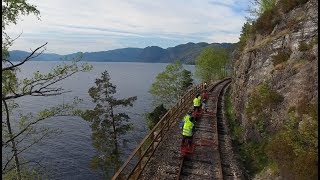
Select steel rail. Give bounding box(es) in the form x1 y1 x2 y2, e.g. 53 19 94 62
176 78 231 180
112 78 231 180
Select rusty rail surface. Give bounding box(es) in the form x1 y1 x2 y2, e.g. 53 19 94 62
112 78 230 180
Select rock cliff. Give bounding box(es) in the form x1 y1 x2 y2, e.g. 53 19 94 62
231 0 317 142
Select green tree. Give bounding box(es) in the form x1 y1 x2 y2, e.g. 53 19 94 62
149 61 193 108
145 104 167 130
79 70 137 178
248 0 277 18
2 0 93 179
238 22 253 50
195 47 228 82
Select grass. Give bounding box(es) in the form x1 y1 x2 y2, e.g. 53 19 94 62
271 49 292 66
245 29 289 53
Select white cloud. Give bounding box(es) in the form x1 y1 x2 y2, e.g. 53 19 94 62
204 32 241 43
6 0 249 54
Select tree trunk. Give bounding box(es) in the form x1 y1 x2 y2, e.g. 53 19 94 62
3 99 21 180
110 105 118 153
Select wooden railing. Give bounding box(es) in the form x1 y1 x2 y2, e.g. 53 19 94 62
112 79 230 180
111 83 203 180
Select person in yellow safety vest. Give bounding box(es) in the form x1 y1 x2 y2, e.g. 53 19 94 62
181 111 192 128
181 113 195 148
193 94 201 112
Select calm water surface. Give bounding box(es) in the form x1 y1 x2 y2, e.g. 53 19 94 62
7 61 196 179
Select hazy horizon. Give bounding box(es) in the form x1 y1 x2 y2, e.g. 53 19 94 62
6 0 249 54
9 41 235 55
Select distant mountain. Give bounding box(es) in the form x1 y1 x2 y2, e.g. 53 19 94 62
8 42 235 64
8 50 62 61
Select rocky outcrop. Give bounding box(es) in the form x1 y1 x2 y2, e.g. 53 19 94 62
231 0 318 142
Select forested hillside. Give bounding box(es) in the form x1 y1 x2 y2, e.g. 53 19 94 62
9 42 235 64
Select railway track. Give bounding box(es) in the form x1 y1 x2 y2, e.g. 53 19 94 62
176 79 230 180
128 78 244 180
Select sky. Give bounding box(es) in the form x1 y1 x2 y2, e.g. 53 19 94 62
6 0 250 55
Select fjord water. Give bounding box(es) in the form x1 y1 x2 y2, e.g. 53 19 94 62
10 61 196 179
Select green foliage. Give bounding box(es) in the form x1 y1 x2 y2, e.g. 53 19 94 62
271 49 292 66
2 0 40 97
3 167 45 180
246 83 283 135
266 104 318 179
238 22 253 51
239 140 270 174
248 0 309 35
145 104 167 130
247 0 280 35
3 58 92 99
224 87 243 142
248 0 277 19
149 61 193 108
253 7 280 35
298 41 313 51
2 70 18 96
2 0 40 30
181 69 193 90
2 0 40 61
278 0 309 13
297 41 316 61
79 70 136 178
258 0 277 15
195 47 228 82
231 83 283 174
2 1 94 179
246 82 284 126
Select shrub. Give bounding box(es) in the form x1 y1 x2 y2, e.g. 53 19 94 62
314 35 318 44
3 167 45 180
242 83 284 175
266 104 318 179
145 104 167 130
238 22 253 51
278 0 309 13
239 140 270 174
225 87 243 142
253 7 280 35
246 82 284 122
296 97 318 119
298 41 313 51
271 49 292 66
298 41 316 61
251 0 277 17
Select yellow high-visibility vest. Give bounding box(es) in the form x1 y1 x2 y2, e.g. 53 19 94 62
182 119 194 137
183 114 190 122
193 97 200 107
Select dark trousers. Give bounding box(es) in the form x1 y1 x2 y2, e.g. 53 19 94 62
194 106 201 112
182 135 193 147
